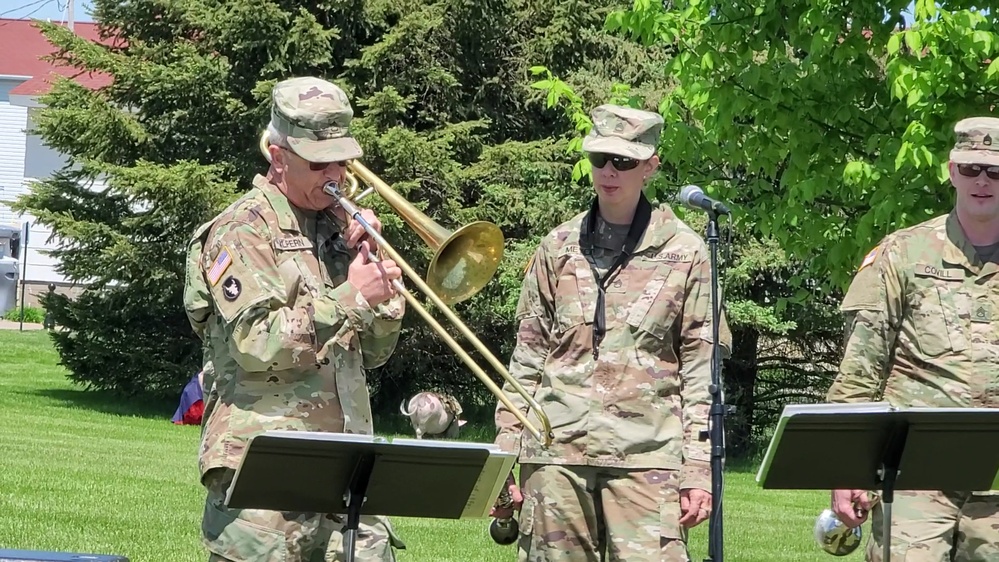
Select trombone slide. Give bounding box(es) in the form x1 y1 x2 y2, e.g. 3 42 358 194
324 180 555 447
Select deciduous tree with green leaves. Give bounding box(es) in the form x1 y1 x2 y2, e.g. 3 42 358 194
601 0 998 291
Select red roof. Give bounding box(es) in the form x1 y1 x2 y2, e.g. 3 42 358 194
0 18 113 97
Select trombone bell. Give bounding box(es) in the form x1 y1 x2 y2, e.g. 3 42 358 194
425 221 504 306
344 159 504 307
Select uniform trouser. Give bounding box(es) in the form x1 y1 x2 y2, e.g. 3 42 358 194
201 468 405 562
867 490 999 561
516 463 690 562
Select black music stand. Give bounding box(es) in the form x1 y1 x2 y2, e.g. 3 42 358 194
0 551 128 561
755 402 999 561
225 431 517 562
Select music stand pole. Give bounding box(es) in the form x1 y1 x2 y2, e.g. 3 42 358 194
343 453 376 562
876 421 908 562
703 209 727 562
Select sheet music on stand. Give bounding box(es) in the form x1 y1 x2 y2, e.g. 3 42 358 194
755 402 999 562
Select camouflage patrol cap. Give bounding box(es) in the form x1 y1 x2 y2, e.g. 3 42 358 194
271 76 363 163
950 117 999 166
581 104 664 160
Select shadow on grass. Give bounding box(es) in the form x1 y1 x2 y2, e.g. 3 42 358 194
29 387 178 421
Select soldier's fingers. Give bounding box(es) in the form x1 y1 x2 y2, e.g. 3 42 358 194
857 491 871 512
492 507 513 519
700 494 712 513
362 210 382 233
691 494 707 514
833 496 864 528
678 507 697 527
678 497 700 527
511 484 524 505
346 225 363 248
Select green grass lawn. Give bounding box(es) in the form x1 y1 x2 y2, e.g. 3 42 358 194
0 330 867 561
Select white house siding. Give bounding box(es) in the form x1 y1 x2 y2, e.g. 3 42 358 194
1 80 107 286
0 78 28 228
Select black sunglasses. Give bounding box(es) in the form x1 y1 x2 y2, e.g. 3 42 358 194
588 152 640 171
957 163 999 180
309 159 353 172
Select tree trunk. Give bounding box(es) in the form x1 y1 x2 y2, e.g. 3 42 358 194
724 327 759 459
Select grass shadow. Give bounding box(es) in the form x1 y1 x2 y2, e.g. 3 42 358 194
29 386 178 421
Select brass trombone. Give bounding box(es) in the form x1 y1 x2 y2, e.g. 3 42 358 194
259 130 554 447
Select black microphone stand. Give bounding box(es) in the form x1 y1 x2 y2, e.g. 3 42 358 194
702 208 728 562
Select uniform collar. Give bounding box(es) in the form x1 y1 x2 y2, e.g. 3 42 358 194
634 203 679 254
941 209 999 277
942 210 974 270
573 198 680 255
253 174 309 233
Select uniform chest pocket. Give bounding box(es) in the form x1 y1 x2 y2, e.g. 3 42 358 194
275 246 323 301
909 280 969 356
553 256 597 334
626 262 685 341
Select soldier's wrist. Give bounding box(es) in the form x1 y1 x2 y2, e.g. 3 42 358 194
323 281 376 334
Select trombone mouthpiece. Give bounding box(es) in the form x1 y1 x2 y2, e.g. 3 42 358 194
322 181 340 197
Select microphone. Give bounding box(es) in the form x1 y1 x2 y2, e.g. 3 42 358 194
679 184 731 215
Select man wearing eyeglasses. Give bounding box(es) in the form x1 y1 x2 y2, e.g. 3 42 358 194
826 116 999 562
183 76 407 562
491 104 732 561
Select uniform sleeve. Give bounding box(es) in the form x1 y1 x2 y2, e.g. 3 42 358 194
183 220 214 341
202 220 373 376
826 240 904 403
358 292 406 369
494 244 556 456
678 249 733 492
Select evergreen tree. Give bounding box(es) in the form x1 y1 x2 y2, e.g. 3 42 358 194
15 2 371 396
15 0 666 417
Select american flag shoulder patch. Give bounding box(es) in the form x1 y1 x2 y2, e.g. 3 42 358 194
858 245 879 271
207 246 233 286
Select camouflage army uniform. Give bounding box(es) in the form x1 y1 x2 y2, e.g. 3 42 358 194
495 105 732 562
183 77 406 562
827 117 999 562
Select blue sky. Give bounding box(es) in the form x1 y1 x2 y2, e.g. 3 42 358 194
3 0 96 23
0 0 927 28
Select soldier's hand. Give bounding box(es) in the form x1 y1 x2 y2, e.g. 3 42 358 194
348 241 401 307
831 489 871 528
489 473 523 520
679 488 712 528
345 209 382 250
